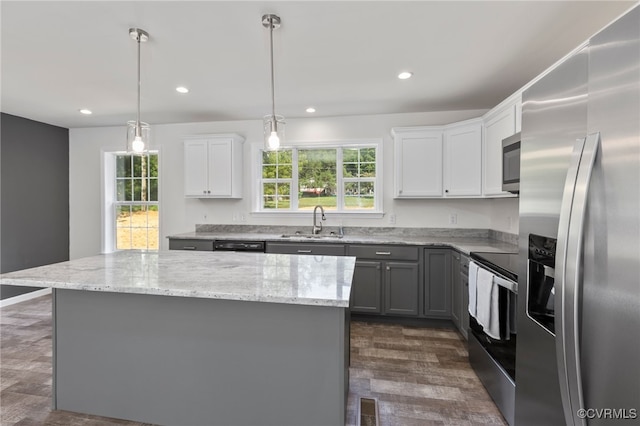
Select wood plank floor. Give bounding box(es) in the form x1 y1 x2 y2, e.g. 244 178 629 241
1 295 506 426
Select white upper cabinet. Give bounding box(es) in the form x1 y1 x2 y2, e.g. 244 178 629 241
392 90 524 199
393 121 482 199
184 134 244 198
482 96 519 197
184 140 209 196
443 119 483 197
393 127 443 197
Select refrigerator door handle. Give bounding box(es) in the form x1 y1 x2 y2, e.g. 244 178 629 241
556 137 586 426
555 132 601 426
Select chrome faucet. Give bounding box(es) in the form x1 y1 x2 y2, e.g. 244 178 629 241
312 205 326 235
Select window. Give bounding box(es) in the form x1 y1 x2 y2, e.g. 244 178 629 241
114 153 159 250
342 147 376 209
258 143 380 213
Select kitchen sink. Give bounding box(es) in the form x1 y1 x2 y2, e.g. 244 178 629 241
280 233 343 239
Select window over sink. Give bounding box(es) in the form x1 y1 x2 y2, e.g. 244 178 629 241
255 140 382 214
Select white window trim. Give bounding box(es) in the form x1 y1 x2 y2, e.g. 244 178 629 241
101 148 162 253
251 139 383 218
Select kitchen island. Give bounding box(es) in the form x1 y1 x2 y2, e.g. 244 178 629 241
0 251 356 426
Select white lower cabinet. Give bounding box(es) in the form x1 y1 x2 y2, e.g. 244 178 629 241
184 134 244 198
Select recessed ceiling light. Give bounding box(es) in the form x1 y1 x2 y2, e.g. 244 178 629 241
398 71 413 80
176 86 189 94
79 109 92 115
306 107 316 113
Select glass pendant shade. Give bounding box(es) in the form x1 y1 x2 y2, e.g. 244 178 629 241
126 121 150 154
263 114 285 151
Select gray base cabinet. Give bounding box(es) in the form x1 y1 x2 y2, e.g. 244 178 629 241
423 248 451 318
451 251 462 328
348 245 420 317
168 239 214 251
351 261 382 313
265 242 345 256
460 254 470 339
450 251 470 339
385 262 419 316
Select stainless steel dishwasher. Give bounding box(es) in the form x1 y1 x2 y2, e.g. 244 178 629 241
213 241 266 252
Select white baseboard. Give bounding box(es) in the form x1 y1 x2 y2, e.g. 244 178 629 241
0 288 52 308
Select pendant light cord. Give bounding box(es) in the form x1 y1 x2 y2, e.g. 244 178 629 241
136 34 142 132
269 17 276 126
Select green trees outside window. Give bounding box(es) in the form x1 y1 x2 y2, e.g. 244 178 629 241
261 146 376 211
115 153 159 250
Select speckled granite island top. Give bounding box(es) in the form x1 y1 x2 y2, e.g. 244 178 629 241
0 251 356 308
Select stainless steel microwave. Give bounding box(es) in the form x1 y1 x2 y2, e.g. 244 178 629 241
502 132 521 193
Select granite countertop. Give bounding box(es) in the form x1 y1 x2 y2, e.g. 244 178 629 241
0 251 356 308
169 225 519 255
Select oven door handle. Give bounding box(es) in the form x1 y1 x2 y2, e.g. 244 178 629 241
555 133 600 426
493 275 517 294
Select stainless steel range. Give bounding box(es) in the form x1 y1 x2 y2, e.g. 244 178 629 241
468 251 518 426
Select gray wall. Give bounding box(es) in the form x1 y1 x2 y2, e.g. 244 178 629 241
1 113 69 299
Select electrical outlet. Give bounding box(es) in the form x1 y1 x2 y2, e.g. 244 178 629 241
240 213 246 222
203 214 207 222
449 213 457 225
232 213 238 222
389 214 396 225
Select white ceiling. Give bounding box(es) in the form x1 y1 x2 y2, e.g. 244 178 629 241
1 1 635 129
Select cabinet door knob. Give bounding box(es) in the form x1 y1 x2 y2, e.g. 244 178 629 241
203 190 207 194
386 266 390 271
208 190 211 194
445 189 449 193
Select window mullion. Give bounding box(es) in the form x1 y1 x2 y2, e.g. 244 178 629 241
337 148 344 212
291 148 299 210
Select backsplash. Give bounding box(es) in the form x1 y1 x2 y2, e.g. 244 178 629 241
489 229 519 245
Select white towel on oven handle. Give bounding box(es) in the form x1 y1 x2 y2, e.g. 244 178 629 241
468 261 479 317
476 267 501 340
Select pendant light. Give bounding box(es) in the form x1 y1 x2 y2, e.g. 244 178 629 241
262 14 284 151
126 28 150 154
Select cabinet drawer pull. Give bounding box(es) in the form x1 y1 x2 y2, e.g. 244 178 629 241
375 251 391 256
297 250 312 253
183 246 197 250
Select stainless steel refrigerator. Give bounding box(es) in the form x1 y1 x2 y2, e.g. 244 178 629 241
516 5 639 426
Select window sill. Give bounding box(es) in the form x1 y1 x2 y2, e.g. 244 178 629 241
251 211 385 220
